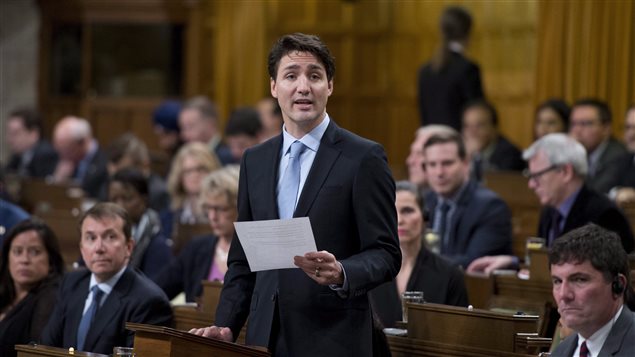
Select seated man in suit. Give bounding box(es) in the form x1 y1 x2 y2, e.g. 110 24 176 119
462 99 525 180
51 116 108 199
569 98 627 194
423 130 512 268
609 104 635 206
4 107 58 178
41 202 172 354
406 124 456 193
468 133 634 275
550 224 635 356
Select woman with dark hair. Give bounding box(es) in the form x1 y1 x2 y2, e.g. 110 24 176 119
108 168 172 280
0 219 65 357
534 99 570 139
369 181 468 328
417 6 484 131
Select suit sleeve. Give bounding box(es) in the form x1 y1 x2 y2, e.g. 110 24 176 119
448 196 512 268
124 290 173 346
154 243 188 300
446 268 469 307
214 154 257 339
340 144 401 298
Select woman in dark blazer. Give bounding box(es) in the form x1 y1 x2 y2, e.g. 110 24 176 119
0 219 65 357
369 181 468 328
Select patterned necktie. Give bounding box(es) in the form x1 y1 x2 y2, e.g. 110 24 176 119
579 340 589 357
77 286 104 351
278 141 307 219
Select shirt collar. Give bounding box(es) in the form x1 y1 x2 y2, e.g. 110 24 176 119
89 265 127 295
281 114 330 155
577 305 623 356
557 187 581 218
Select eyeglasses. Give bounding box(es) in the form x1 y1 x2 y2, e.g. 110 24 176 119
522 165 561 181
182 165 208 176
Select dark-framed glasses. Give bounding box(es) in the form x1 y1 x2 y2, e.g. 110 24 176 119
522 165 561 181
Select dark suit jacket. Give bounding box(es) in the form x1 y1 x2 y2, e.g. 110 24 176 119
154 234 217 301
488 135 525 171
5 140 58 178
77 146 109 199
425 179 513 268
215 121 401 356
0 278 59 357
613 153 635 188
40 268 172 354
537 184 634 253
588 137 628 194
369 247 468 328
128 210 172 281
551 306 635 356
417 51 484 131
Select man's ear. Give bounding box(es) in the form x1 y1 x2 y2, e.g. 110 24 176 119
327 79 334 96
270 78 278 99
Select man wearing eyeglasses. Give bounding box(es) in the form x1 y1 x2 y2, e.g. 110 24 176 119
467 133 633 275
569 99 627 194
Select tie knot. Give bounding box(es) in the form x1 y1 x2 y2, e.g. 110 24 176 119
439 201 451 213
91 286 104 303
579 341 589 357
289 141 306 159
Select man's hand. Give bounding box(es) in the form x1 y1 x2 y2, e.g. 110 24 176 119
615 187 635 206
294 250 343 285
188 326 233 342
466 255 515 275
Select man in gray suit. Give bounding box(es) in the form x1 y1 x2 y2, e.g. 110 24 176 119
550 224 635 356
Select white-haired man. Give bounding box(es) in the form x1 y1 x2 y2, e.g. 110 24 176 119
468 133 633 274
52 116 108 198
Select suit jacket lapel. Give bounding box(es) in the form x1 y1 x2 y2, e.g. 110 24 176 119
67 276 91 347
598 307 633 356
84 270 129 350
262 135 283 219
294 122 341 218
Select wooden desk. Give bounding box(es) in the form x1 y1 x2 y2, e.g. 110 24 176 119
387 336 543 357
407 302 543 354
127 323 268 357
171 223 210 256
15 345 107 357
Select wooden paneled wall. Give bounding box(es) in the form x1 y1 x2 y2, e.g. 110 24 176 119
202 0 538 179
38 1 634 179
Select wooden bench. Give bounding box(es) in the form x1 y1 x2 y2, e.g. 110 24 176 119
171 222 211 256
483 171 542 261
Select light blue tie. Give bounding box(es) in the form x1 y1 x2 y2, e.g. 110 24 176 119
77 286 104 351
278 141 307 219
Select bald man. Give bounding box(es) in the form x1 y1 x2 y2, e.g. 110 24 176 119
52 116 108 198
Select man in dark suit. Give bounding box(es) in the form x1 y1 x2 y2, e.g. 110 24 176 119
4 108 58 178
189 33 401 356
467 133 634 275
179 96 235 165
423 131 512 268
609 105 635 206
40 203 172 354
51 116 108 198
569 98 628 194
550 224 635 356
461 99 525 180
417 6 484 131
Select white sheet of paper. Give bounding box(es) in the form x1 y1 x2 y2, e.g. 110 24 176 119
233 217 317 271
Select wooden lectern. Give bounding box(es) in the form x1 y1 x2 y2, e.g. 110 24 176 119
127 323 269 357
15 344 107 357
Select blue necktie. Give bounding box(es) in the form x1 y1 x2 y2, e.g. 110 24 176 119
278 141 307 219
77 286 104 351
437 202 451 251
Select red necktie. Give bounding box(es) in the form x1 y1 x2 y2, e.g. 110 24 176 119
579 341 589 357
